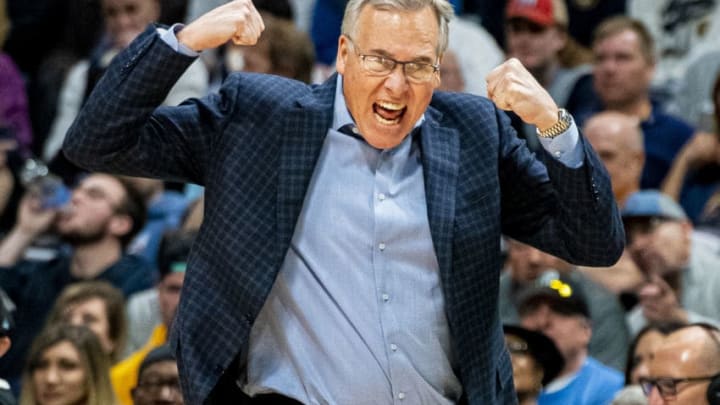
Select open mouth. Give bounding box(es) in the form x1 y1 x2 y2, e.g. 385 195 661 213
373 101 406 125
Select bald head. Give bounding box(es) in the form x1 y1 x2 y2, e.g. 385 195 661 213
583 111 644 205
647 325 720 404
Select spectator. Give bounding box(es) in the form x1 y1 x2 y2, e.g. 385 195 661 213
0 0 33 157
519 275 625 404
45 281 127 363
223 13 315 84
661 71 720 223
578 111 645 298
131 345 183 405
641 323 720 405
504 324 564 405
0 173 153 387
0 288 14 405
122 177 189 268
625 322 686 385
18 324 118 405
622 191 720 336
591 16 695 189
42 0 208 185
113 230 193 405
504 0 598 147
501 239 630 371
437 49 465 92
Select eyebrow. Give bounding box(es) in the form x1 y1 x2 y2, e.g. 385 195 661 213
364 48 436 64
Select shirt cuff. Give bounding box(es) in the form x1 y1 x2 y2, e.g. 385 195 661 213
158 23 200 57
537 121 583 168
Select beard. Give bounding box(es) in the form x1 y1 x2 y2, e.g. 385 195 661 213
60 226 107 247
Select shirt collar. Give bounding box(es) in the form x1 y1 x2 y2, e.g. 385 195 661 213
332 74 425 134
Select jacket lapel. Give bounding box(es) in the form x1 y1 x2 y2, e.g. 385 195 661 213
420 109 459 287
277 79 336 257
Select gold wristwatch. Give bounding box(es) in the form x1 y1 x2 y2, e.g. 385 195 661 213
536 108 573 139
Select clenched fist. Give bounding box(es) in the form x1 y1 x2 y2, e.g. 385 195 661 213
178 0 266 52
486 58 560 132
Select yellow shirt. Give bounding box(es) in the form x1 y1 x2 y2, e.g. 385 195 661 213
111 324 167 405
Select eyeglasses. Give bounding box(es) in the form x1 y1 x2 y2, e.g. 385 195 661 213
345 36 439 83
639 373 720 398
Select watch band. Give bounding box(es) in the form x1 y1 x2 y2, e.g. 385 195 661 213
536 109 573 139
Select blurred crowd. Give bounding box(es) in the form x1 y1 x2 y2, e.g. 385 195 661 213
0 0 719 404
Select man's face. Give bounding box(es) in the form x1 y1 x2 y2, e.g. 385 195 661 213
646 330 718 405
506 19 565 74
336 5 441 149
624 218 692 275
583 116 643 202
63 297 115 355
593 29 654 108
158 272 185 329
56 174 128 246
102 0 160 49
507 241 570 284
630 330 666 385
133 360 183 405
520 304 591 363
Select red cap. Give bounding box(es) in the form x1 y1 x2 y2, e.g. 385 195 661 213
506 0 568 27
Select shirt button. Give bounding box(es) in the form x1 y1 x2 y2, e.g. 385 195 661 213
398 392 405 400
378 193 386 201
382 293 389 302
554 151 562 158
390 343 398 351
351 126 359 134
379 243 386 251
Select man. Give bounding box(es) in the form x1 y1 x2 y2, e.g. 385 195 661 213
500 239 629 371
132 345 184 405
622 190 720 336
519 277 624 404
504 0 598 146
583 111 644 206
591 16 695 189
62 0 624 402
114 230 193 405
0 173 153 386
43 0 209 184
578 111 646 298
642 324 720 405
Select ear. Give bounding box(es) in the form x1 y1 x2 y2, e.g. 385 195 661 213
108 214 133 240
336 35 350 75
0 336 11 357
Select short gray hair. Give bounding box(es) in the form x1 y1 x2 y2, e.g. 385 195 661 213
340 0 454 57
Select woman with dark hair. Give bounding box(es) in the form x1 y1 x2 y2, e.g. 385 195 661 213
624 321 686 385
19 323 118 405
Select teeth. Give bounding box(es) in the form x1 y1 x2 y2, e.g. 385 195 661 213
376 101 405 110
374 112 400 125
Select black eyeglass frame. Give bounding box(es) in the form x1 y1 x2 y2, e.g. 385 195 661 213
639 372 720 398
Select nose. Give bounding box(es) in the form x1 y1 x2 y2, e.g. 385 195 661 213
44 366 61 384
383 64 409 95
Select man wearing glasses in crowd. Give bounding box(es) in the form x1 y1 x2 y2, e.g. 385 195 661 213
62 0 624 403
640 323 720 404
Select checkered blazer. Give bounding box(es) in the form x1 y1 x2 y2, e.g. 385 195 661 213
64 26 624 405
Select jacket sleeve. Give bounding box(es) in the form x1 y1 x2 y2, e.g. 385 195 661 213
62 25 232 186
497 108 625 266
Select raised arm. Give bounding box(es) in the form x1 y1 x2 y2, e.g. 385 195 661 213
62 0 265 183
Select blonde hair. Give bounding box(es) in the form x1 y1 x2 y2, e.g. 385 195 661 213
45 281 127 363
20 324 119 405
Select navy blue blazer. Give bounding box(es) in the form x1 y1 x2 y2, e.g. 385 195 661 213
64 26 624 405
